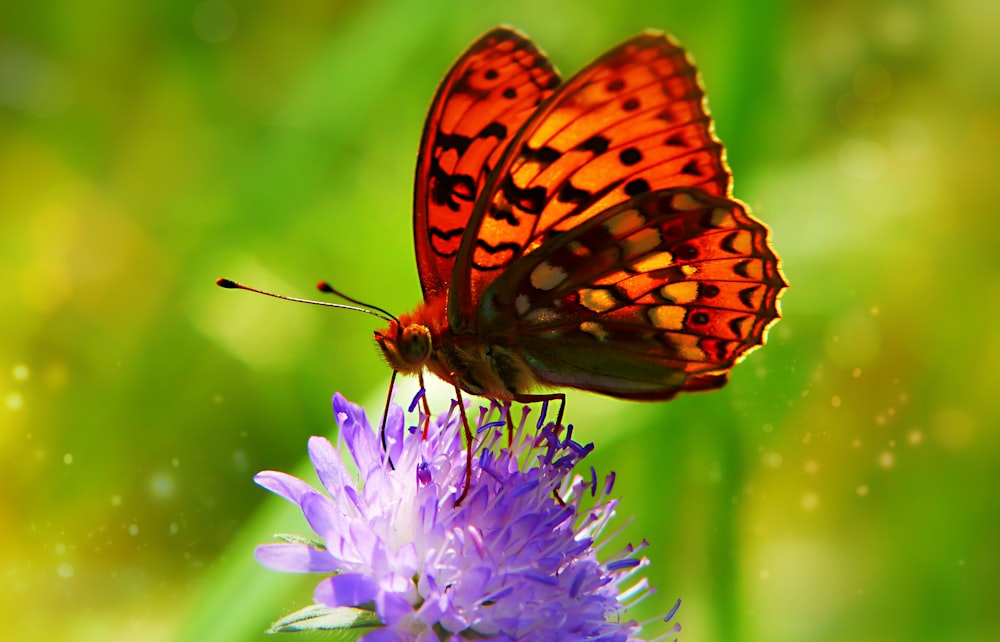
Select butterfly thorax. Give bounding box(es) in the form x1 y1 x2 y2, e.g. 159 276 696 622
375 296 537 401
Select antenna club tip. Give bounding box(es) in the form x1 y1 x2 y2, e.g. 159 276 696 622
216 278 238 289
316 281 333 293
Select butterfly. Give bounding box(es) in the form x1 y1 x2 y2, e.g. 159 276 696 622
218 26 785 503
375 27 785 425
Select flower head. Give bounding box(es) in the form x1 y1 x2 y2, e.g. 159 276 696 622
254 393 668 641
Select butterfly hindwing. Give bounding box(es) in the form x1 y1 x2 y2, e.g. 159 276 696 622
413 27 560 301
480 188 784 399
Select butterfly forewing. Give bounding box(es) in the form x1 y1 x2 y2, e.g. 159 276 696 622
481 188 783 399
448 31 734 329
414 27 560 300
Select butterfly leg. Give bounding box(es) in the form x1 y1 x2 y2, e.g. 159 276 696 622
512 392 567 429
417 372 432 439
379 370 398 470
451 384 474 507
503 400 514 448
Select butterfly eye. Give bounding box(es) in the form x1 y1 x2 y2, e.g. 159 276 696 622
400 325 433 365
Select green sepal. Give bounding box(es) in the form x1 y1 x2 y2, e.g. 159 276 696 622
268 603 382 636
273 532 326 548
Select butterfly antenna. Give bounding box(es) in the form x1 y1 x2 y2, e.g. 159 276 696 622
216 277 395 324
317 281 400 326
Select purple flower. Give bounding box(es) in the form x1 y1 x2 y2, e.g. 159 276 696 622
254 392 673 641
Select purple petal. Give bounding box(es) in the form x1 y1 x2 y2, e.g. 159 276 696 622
314 572 378 607
308 436 353 498
393 542 418 575
347 519 380 562
254 543 338 573
375 589 414 625
253 471 316 505
332 393 369 432
455 566 491 599
301 491 340 541
333 393 382 471
382 403 405 465
360 628 404 642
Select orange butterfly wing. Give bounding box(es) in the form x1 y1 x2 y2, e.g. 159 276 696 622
485 188 784 398
449 31 733 325
413 27 560 301
445 31 785 399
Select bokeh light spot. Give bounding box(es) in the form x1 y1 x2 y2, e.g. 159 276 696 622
149 472 176 499
6 392 23 411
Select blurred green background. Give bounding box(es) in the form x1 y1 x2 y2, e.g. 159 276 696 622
2 0 997 640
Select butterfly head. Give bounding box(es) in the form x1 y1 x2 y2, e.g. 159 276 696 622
375 322 433 375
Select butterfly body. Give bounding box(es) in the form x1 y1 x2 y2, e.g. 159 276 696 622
377 297 539 402
377 27 786 409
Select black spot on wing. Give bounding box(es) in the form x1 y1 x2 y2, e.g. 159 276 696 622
721 232 741 254
578 135 610 155
501 176 546 214
624 178 650 196
473 238 523 270
729 316 748 337
490 206 520 226
430 165 475 211
664 133 686 147
435 131 472 155
619 148 642 166
557 181 593 205
478 122 508 141
521 145 561 165
700 283 720 299
428 225 464 257
680 159 700 176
